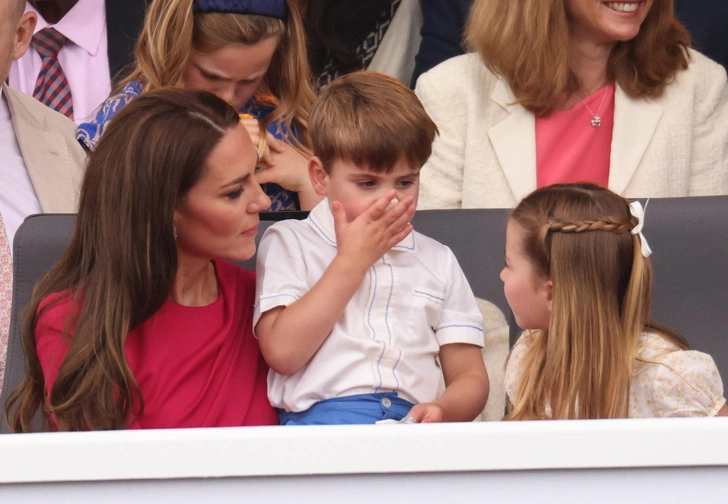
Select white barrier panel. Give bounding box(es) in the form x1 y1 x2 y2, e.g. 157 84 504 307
0 418 727 503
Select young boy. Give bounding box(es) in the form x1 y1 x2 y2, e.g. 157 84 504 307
254 72 489 425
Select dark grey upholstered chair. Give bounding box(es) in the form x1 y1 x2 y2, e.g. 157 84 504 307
0 214 76 433
1 196 726 431
644 196 728 380
412 209 511 313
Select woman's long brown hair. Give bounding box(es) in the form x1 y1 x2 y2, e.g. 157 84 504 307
506 184 688 420
5 89 241 432
118 0 316 153
466 0 691 116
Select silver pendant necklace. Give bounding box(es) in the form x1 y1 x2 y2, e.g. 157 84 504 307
578 84 610 127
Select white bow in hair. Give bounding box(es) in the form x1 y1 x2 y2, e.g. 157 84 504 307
629 200 652 258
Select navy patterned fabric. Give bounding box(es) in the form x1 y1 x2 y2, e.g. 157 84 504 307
192 0 287 19
76 81 301 212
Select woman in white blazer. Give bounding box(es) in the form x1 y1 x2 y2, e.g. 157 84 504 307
415 0 728 209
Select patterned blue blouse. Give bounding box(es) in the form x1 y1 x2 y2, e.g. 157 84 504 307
77 81 300 211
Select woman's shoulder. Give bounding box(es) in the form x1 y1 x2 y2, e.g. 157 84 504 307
685 48 728 79
37 292 74 324
664 49 728 101
420 52 494 81
35 291 80 346
415 53 500 103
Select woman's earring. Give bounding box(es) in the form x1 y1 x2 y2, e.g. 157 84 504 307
173 227 178 240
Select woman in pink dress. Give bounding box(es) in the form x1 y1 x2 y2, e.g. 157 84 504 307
6 88 278 431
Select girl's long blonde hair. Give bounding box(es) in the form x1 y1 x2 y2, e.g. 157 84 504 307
466 0 691 117
506 184 688 420
119 0 315 152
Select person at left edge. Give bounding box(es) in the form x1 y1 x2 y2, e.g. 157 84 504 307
0 0 85 394
8 0 147 124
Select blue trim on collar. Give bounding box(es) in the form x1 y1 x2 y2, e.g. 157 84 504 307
392 232 416 251
308 213 336 245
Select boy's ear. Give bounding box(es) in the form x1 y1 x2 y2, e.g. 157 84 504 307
309 156 329 197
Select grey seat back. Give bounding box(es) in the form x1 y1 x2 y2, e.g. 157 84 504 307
2 198 726 430
411 209 511 314
0 214 76 432
645 196 728 379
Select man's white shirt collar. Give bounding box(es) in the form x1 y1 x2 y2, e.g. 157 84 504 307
26 0 106 57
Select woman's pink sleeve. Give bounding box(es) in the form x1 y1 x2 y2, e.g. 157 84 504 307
35 303 72 399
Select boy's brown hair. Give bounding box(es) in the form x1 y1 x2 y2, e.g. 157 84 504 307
310 71 438 172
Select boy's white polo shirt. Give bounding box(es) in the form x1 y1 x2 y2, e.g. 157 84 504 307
254 199 484 413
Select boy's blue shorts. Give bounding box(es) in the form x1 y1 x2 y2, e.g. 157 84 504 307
279 392 414 425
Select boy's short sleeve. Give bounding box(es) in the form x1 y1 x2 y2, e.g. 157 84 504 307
433 248 485 348
253 223 311 329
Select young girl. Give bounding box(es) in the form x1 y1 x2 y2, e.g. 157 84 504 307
76 0 319 211
502 183 728 419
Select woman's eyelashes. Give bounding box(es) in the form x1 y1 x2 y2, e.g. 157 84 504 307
226 187 244 199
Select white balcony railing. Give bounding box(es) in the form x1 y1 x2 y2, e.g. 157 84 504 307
0 418 727 503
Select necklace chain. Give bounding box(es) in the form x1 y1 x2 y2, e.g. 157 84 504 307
578 84 610 128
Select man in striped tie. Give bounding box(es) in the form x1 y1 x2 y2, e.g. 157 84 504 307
0 0 85 393
9 0 147 125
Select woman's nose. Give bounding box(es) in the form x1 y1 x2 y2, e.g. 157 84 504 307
259 191 271 212
247 178 271 213
256 184 271 212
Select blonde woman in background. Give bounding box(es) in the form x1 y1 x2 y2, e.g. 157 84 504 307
77 0 320 211
415 0 728 209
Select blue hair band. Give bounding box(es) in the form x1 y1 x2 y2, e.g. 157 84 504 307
193 0 288 20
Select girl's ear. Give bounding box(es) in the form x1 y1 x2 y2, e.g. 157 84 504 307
309 156 329 197
545 280 553 313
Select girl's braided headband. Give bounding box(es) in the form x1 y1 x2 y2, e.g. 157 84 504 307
545 200 651 258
